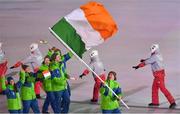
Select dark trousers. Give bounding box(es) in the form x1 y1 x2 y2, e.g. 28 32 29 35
102 108 121 114
54 89 70 113
42 91 57 113
22 99 40 113
9 109 22 114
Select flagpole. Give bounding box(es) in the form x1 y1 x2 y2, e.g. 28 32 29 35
49 27 130 109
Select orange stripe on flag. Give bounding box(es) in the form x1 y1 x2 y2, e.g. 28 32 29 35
43 70 50 74
43 70 51 78
80 2 118 40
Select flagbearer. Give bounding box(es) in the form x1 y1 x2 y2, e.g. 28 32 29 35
132 44 176 109
79 50 106 102
100 71 122 114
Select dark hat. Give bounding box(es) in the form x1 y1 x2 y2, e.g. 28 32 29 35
43 55 51 64
21 64 29 70
51 47 57 51
51 53 59 61
7 77 14 84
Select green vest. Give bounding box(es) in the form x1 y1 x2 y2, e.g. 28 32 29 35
38 64 52 92
19 71 36 101
0 77 22 110
100 80 121 110
47 50 53 57
49 61 67 92
7 91 22 110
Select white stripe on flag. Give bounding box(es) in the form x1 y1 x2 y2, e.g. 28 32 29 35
64 8 104 50
43 71 51 78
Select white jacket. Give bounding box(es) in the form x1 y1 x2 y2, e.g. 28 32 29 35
144 49 164 72
22 48 43 68
89 55 105 78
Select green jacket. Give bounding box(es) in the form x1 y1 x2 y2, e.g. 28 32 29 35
49 51 73 92
0 77 22 110
47 50 54 57
100 80 122 110
19 71 36 101
49 61 67 91
38 64 52 92
61 52 73 78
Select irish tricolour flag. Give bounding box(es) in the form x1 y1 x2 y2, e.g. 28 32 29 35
50 2 118 58
42 70 51 79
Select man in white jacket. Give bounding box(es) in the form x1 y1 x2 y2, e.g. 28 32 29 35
133 44 176 109
10 43 43 98
79 50 106 102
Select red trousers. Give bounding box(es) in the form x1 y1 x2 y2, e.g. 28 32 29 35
34 68 42 95
92 74 106 100
152 70 175 104
35 81 42 95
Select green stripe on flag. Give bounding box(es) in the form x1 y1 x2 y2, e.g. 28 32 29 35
51 18 86 58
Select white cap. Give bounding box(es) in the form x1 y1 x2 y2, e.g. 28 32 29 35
150 44 159 53
90 50 98 57
30 43 38 52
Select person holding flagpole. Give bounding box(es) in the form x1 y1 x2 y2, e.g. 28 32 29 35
100 71 122 114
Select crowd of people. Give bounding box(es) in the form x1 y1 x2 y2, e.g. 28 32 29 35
0 42 177 114
0 42 122 114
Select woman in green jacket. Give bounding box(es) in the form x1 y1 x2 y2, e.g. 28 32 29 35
37 55 57 113
49 51 73 113
19 64 40 113
0 76 22 113
100 71 122 114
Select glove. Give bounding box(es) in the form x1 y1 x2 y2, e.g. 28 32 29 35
140 59 145 63
10 66 15 69
100 82 106 88
79 74 85 79
36 78 43 82
82 69 90 75
10 61 22 69
132 66 139 70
